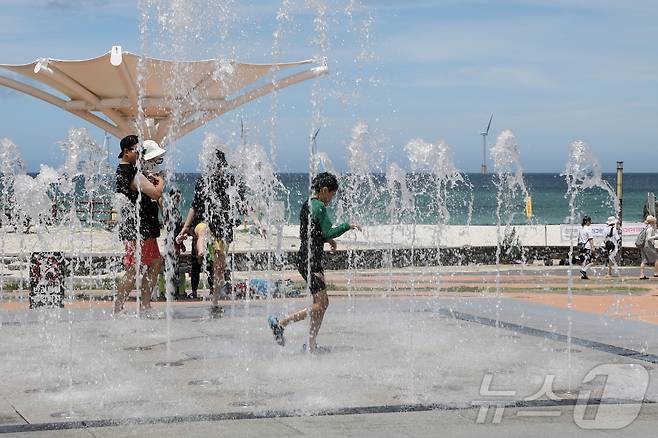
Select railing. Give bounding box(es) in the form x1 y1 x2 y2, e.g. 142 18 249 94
53 199 116 228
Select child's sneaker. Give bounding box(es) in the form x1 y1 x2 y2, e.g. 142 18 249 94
267 315 285 346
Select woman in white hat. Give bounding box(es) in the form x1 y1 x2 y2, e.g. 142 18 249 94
141 139 166 175
639 215 658 279
139 140 167 301
603 216 620 277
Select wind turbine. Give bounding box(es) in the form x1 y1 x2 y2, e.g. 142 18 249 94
240 119 248 145
311 127 321 156
310 127 321 174
480 113 493 174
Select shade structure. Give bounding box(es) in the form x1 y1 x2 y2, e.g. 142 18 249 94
0 46 328 144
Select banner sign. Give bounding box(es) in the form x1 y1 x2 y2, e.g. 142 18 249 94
560 222 645 242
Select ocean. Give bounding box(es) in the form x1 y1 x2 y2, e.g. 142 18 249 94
13 172 654 227
169 172 654 226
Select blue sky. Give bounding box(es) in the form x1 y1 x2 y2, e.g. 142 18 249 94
1 0 657 173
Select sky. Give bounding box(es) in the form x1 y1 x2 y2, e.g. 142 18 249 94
0 0 657 173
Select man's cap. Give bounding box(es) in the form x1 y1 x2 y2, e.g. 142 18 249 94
118 135 139 158
646 215 656 223
607 216 617 225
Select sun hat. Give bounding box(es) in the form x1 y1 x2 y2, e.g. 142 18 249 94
142 140 166 161
606 216 617 225
646 215 656 224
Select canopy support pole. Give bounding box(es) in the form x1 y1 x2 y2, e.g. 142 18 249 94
0 75 126 138
34 60 133 134
174 65 328 141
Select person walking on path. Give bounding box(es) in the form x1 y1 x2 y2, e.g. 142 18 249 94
577 216 595 280
603 216 621 278
267 172 361 352
639 215 658 279
114 135 164 315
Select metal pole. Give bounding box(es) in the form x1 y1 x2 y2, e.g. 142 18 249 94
616 161 623 223
481 134 487 174
616 161 623 262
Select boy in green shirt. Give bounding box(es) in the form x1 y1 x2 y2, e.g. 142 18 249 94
268 172 361 352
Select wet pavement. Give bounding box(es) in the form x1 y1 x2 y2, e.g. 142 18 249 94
2 266 658 436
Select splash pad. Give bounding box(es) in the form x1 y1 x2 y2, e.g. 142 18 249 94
0 1 656 436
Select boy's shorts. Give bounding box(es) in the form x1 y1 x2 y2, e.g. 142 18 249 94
298 267 326 294
194 222 228 262
123 238 160 268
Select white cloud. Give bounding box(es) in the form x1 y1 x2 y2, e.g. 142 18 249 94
371 5 658 93
366 0 658 15
1 0 656 172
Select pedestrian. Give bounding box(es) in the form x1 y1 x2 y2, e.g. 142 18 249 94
141 139 167 176
267 172 361 352
577 215 594 280
176 149 237 316
114 135 164 315
638 215 658 279
615 219 623 265
603 216 620 277
141 140 167 301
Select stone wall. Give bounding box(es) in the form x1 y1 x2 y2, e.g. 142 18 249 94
24 246 640 276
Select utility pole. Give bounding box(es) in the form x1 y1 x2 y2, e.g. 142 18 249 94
616 161 623 224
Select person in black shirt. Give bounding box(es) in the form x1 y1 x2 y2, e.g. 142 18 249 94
114 135 164 315
267 172 361 352
177 149 237 316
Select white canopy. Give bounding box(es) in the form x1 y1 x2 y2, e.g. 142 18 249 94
0 46 327 143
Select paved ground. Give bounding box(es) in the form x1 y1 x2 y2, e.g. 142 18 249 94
2 265 658 436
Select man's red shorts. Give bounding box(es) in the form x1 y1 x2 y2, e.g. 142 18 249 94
123 238 161 268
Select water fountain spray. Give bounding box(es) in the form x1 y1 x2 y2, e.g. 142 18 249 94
0 138 26 295
489 129 529 331
562 139 618 392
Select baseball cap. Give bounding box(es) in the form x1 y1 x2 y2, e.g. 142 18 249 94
118 135 139 158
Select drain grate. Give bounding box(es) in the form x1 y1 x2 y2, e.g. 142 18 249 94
124 346 153 351
154 361 184 367
188 379 222 386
